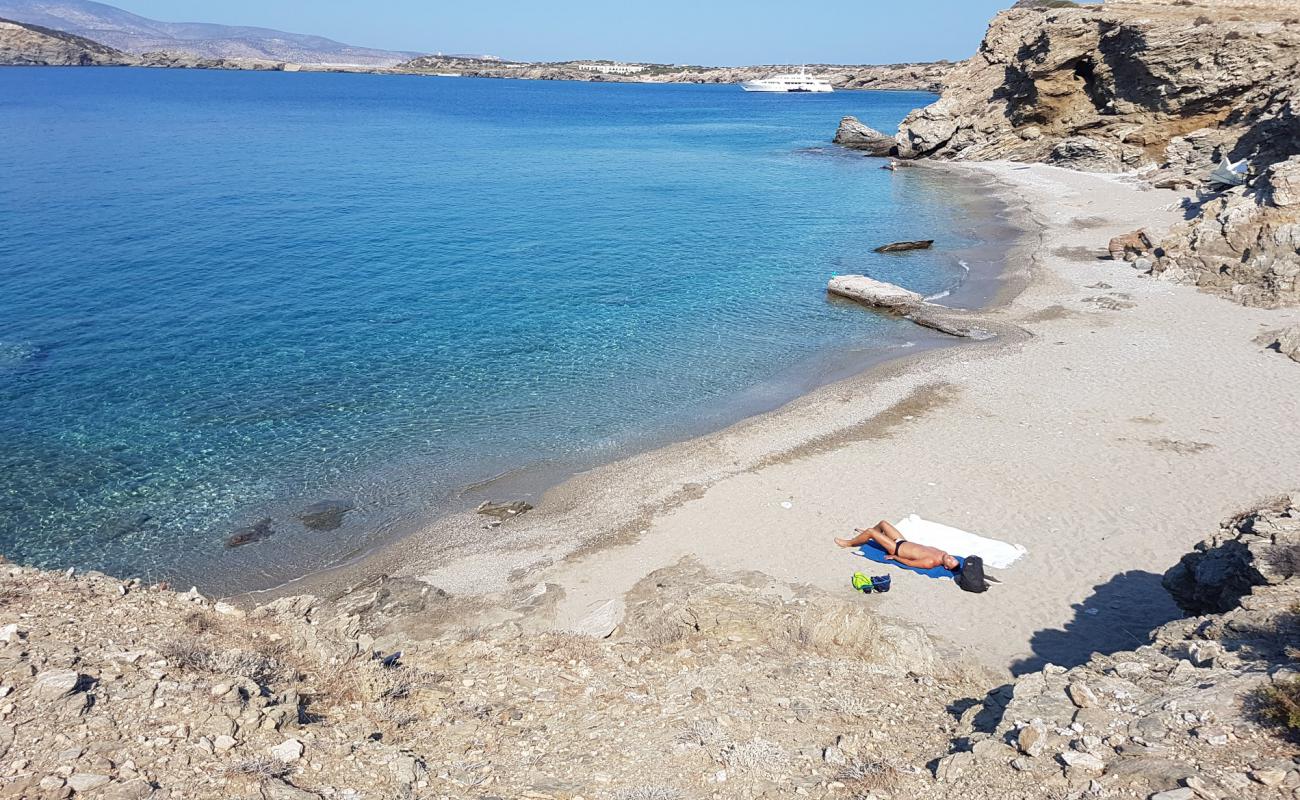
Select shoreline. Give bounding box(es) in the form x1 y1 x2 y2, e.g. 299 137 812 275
242 161 1300 678
235 161 1035 602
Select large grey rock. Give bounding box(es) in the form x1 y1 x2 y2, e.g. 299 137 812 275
827 275 924 312
33 670 83 700
1162 497 1300 614
833 116 897 156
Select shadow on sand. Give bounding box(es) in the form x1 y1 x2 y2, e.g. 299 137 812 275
1011 569 1184 676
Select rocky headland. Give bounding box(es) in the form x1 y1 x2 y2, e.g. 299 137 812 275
882 0 1300 307
0 17 131 66
395 56 952 92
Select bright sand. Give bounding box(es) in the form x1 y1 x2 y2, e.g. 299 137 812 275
259 163 1300 676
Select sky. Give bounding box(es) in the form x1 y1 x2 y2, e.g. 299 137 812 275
106 0 1012 65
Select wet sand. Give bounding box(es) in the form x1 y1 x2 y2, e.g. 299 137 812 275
243 162 1300 676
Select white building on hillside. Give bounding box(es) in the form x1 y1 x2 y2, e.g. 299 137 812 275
576 62 646 75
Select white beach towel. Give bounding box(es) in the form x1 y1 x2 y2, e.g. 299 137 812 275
894 515 1027 570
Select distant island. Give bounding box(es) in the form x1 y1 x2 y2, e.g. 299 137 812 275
0 0 952 90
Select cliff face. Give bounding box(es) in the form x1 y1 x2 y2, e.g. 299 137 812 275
895 3 1300 171
0 17 131 65
891 1 1300 307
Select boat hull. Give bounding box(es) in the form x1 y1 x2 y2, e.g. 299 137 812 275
740 80 833 93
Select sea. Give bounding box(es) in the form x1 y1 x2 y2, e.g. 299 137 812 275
0 68 1013 592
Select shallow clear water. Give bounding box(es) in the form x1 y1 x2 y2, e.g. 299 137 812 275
0 68 1003 590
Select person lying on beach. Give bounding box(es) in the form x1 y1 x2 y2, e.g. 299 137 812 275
835 520 960 572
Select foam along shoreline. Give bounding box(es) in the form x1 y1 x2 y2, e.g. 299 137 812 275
245 162 1300 676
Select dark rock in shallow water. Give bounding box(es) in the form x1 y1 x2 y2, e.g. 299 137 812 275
476 499 533 521
833 116 898 157
296 500 355 531
226 518 274 548
874 240 935 253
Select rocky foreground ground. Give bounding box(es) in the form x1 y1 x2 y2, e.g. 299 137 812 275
3 497 1300 800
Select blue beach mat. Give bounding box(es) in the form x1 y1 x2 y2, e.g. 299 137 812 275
856 541 963 580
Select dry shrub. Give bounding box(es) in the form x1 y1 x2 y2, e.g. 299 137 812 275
222 756 290 782
721 738 787 772
839 758 903 797
612 788 684 800
160 639 286 685
183 610 214 633
1255 678 1300 731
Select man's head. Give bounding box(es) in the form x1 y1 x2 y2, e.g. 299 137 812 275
942 554 961 571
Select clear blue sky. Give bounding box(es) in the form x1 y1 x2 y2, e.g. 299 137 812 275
108 0 1011 64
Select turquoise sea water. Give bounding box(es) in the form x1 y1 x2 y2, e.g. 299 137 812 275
0 68 1005 591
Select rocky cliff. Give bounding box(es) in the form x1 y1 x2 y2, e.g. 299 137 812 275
0 17 130 65
5 498 1300 799
888 0 1300 307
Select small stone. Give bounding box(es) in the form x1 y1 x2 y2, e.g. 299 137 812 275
0 623 23 643
210 683 231 697
1186 641 1220 667
1017 721 1048 756
1182 776 1220 799
1150 789 1194 800
823 745 846 766
935 752 975 781
1067 682 1099 709
68 774 112 792
214 735 238 754
269 738 304 763
1250 768 1286 787
1059 750 1106 772
33 670 83 700
1193 726 1228 746
972 738 1014 763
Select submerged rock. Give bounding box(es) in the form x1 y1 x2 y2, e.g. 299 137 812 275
476 499 534 521
226 517 274 548
296 499 354 531
874 239 934 253
833 115 897 156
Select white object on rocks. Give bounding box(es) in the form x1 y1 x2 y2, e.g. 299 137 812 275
1150 789 1195 800
270 738 305 763
827 275 924 311
0 623 22 643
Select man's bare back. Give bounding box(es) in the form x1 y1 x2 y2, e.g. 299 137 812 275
835 520 960 572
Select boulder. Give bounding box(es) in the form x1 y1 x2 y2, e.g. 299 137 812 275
1272 325 1300 362
1108 230 1153 262
573 599 620 638
833 116 897 156
873 239 934 253
827 275 924 312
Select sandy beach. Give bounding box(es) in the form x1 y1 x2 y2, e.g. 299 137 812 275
252 162 1300 677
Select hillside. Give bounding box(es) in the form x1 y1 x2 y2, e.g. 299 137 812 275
0 0 420 66
0 15 129 65
398 56 952 92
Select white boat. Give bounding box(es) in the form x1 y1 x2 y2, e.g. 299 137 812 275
740 68 833 93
